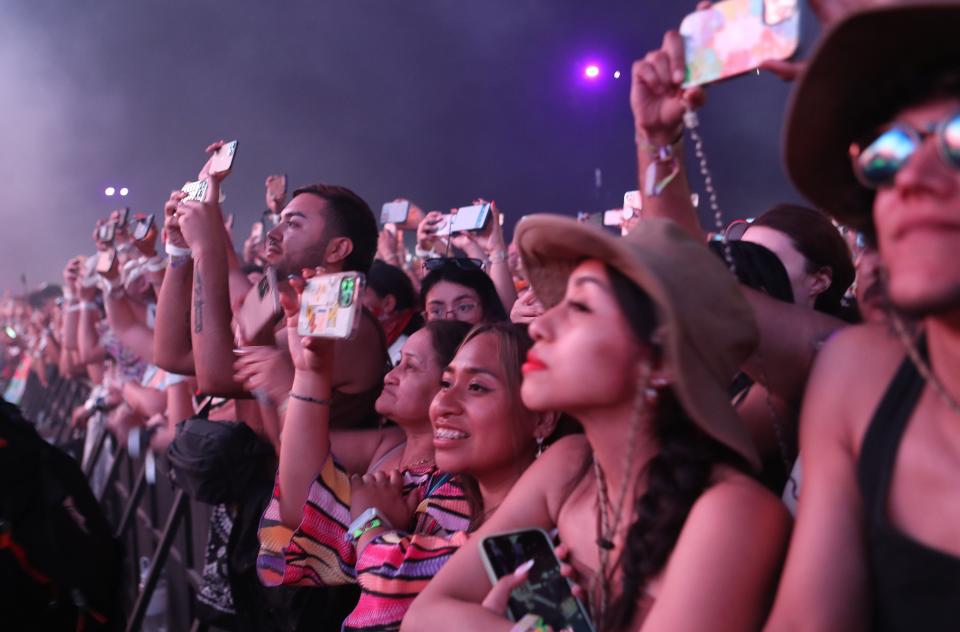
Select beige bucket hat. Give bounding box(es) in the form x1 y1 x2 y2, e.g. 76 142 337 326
517 216 760 469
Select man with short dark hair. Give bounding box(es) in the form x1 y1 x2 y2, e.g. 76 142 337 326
156 158 385 429
266 184 380 278
765 5 960 630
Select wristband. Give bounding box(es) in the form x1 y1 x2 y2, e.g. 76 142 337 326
510 614 551 632
635 128 683 154
165 242 192 258
488 250 508 264
414 245 440 259
345 507 393 542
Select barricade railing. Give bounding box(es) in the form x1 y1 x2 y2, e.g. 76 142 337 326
12 375 215 632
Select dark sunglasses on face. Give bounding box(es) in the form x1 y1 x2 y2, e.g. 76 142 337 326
422 257 484 272
850 111 960 188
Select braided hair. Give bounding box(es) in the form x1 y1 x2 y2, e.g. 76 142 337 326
602 266 750 630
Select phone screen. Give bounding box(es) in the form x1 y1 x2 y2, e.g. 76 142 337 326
381 201 411 226
450 203 491 233
481 530 595 632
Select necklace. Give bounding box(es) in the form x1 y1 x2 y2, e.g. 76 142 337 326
892 315 960 417
591 367 650 626
401 456 434 470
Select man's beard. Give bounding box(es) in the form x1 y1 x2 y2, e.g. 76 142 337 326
273 241 329 279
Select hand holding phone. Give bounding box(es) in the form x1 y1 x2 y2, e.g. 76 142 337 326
417 211 449 253
265 174 287 213
630 29 708 148
480 529 595 632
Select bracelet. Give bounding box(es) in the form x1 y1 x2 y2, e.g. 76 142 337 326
510 614 551 632
165 242 193 258
289 392 332 406
345 507 393 542
488 250 508 264
643 143 681 198
414 245 440 259
635 129 683 154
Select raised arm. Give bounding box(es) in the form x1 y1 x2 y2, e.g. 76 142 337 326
630 30 707 241
154 189 197 375
450 201 517 313
176 173 247 397
275 271 336 527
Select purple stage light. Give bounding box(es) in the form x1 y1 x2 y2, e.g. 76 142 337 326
613 70 621 79
584 64 600 79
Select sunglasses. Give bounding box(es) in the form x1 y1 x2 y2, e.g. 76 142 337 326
850 111 960 188
422 257 484 272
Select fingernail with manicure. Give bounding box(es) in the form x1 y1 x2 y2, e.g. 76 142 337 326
514 559 535 577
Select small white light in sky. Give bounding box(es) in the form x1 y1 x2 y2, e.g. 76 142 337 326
104 187 115 196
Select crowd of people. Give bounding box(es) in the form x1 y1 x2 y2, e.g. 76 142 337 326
2 1 959 630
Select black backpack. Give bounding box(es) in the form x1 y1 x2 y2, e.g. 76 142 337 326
0 399 122 631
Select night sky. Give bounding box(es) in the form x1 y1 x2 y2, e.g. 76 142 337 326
0 0 818 292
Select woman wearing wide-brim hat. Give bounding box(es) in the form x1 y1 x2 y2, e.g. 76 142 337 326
403 216 791 632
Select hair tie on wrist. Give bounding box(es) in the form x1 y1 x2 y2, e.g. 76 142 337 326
289 392 332 406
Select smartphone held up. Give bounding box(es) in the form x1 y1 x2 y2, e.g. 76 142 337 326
680 0 800 87
298 272 365 340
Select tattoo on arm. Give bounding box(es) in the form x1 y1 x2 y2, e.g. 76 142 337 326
193 264 204 334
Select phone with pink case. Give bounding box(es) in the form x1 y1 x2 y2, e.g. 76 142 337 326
680 0 800 88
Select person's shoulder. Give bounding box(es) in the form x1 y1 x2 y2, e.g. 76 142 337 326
805 322 906 444
697 470 790 527
539 434 591 466
817 322 903 371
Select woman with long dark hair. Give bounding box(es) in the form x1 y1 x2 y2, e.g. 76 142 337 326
403 217 790 631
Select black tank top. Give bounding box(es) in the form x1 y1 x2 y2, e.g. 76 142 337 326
857 337 960 631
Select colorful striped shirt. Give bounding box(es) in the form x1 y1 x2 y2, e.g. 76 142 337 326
257 455 471 631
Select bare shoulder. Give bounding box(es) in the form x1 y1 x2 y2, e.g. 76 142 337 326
691 470 791 535
531 435 591 516
653 472 790 585
804 323 905 444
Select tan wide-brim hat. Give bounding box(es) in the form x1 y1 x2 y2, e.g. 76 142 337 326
783 2 960 234
517 216 760 470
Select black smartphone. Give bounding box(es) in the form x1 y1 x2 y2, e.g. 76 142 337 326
132 215 154 241
479 528 595 632
98 222 116 244
117 207 131 228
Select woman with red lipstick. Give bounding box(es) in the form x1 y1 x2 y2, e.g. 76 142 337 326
403 217 791 632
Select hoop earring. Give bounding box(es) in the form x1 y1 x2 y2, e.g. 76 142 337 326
535 435 545 458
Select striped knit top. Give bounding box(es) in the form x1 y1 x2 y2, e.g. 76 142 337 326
257 455 471 631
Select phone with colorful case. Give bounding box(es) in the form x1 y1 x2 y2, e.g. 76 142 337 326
298 272 366 339
680 0 800 88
